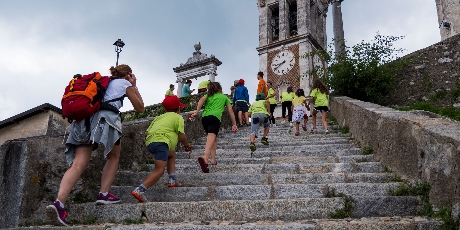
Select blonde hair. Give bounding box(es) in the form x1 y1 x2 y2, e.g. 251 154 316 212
109 64 132 79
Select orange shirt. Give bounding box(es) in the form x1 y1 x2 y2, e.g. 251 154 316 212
257 78 268 96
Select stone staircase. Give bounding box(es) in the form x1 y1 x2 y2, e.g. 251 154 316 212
37 121 442 229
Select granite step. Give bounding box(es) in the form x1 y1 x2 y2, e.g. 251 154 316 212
114 172 396 187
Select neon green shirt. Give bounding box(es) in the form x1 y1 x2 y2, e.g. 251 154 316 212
310 88 329 107
165 89 174 96
249 100 269 116
292 96 307 107
202 93 232 121
267 88 277 104
145 112 185 150
198 80 210 89
281 92 295 102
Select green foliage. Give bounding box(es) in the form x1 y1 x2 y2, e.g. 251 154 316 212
386 175 407 183
71 192 93 203
362 146 373 155
123 218 145 225
356 158 369 163
340 125 349 134
69 212 97 225
383 166 393 173
388 182 430 203
433 206 460 230
326 188 355 219
395 101 460 121
305 33 408 104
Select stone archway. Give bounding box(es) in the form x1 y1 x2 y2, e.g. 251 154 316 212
173 42 222 97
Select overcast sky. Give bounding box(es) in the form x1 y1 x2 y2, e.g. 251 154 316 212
0 0 440 121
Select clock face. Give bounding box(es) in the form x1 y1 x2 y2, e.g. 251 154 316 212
271 50 295 75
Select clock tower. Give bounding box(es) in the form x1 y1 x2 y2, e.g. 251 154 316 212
256 0 328 98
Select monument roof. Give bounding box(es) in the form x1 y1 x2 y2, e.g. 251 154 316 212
173 42 222 72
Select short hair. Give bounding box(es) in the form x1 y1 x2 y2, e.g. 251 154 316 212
169 84 174 88
257 71 264 77
186 79 192 84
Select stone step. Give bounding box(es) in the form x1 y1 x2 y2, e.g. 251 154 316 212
193 136 349 145
114 172 396 187
66 198 344 224
141 162 381 174
109 183 401 203
176 148 362 159
191 139 351 148
188 143 356 151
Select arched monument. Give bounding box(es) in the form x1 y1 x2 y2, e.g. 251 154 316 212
173 42 222 97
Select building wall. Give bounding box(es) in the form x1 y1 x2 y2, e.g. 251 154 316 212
0 111 68 146
436 0 460 40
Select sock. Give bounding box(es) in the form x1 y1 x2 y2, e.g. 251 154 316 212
169 174 176 180
138 184 147 192
100 192 108 196
55 199 64 209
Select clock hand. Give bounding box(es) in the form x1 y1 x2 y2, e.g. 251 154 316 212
274 60 286 71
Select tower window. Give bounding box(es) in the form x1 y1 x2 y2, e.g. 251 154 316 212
270 7 279 41
288 1 298 36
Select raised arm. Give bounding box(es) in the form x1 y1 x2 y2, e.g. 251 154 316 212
125 73 145 113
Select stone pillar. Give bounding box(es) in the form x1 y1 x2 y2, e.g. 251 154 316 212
279 0 288 40
209 74 215 82
436 0 460 41
258 2 269 47
332 0 346 55
177 81 184 97
297 0 310 36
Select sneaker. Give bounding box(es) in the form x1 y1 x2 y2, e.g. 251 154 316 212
295 131 300 136
131 187 145 203
250 142 256 152
325 129 330 134
46 201 68 226
302 125 307 131
310 128 317 134
168 178 183 187
272 124 276 127
261 137 269 145
289 122 293 127
96 192 121 205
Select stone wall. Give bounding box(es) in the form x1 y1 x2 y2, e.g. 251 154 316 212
0 109 234 228
384 33 460 107
330 96 460 210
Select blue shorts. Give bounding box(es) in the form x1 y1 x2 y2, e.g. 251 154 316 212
236 101 249 113
146 142 169 161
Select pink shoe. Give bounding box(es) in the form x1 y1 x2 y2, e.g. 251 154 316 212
295 131 300 136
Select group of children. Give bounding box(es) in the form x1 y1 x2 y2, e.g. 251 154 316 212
46 66 329 226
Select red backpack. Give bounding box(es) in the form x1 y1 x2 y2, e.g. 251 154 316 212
61 72 112 122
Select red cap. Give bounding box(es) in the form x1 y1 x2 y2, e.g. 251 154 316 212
238 79 245 85
163 96 186 110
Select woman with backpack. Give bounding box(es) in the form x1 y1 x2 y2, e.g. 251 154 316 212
46 64 145 226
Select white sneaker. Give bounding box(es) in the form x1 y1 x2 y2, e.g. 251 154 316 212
289 122 293 127
272 124 276 127
325 129 329 134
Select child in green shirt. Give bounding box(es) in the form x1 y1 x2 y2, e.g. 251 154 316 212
191 82 238 173
131 95 192 203
248 93 271 152
308 79 330 134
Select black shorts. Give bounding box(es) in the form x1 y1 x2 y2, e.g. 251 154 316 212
314 106 329 113
202 115 221 135
198 88 207 93
236 101 249 113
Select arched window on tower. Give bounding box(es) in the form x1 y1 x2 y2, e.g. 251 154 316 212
288 0 298 37
270 7 279 41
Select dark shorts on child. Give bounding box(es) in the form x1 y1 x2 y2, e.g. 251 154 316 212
236 101 249 113
198 88 207 93
202 115 221 135
146 142 169 161
314 106 329 113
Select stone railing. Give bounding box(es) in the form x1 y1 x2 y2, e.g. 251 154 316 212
330 96 460 212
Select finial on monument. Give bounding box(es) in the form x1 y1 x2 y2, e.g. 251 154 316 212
194 42 201 52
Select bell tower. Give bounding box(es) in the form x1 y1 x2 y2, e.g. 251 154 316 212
256 0 328 97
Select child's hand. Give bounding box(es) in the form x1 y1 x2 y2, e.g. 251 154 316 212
184 145 192 152
231 124 238 132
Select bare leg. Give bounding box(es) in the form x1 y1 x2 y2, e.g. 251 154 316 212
238 111 243 126
202 133 217 163
312 109 318 129
166 151 176 174
57 146 92 204
244 112 250 125
321 111 328 130
210 137 218 164
263 127 269 137
141 159 167 188
295 122 300 132
100 144 121 193
250 134 256 143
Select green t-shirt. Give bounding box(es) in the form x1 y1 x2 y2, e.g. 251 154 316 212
202 93 232 121
165 89 174 96
292 96 307 107
198 80 210 89
281 92 295 102
267 88 277 104
310 88 329 107
249 100 269 116
145 112 185 150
